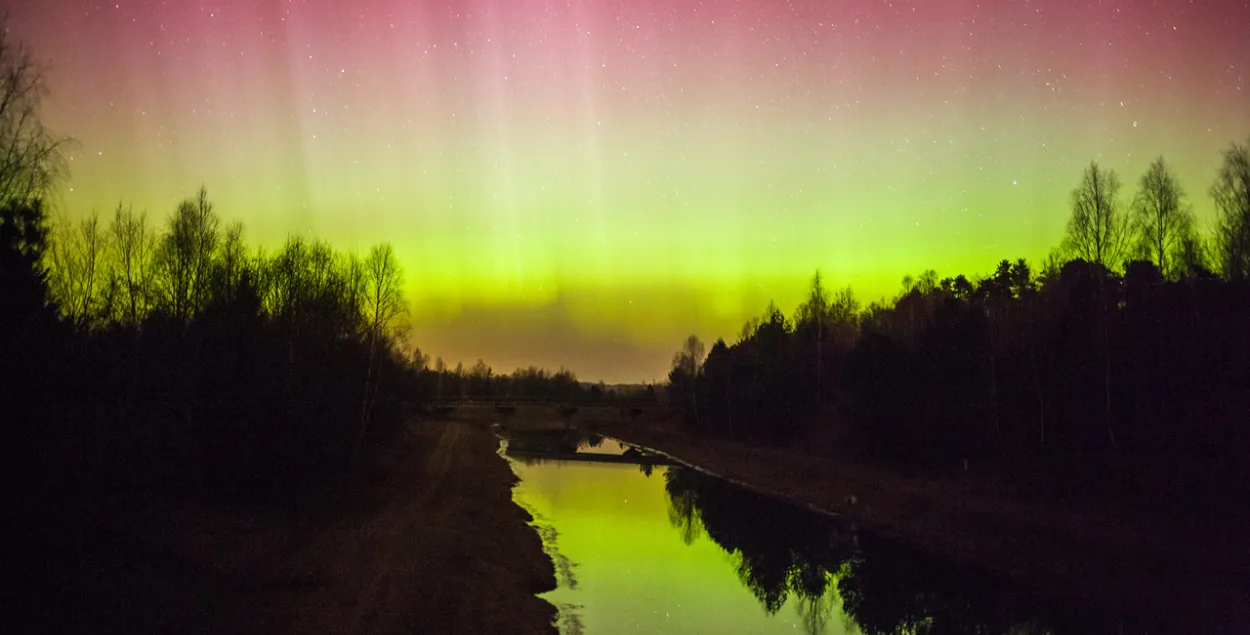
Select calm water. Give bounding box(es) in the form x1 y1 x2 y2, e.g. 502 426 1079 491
502 431 1183 635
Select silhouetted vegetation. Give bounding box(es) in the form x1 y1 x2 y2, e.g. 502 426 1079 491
416 357 587 402
410 355 660 406
668 143 1250 523
4 187 422 510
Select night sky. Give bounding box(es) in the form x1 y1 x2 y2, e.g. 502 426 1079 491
8 0 1249 382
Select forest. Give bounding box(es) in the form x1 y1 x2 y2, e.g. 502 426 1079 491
667 147 1250 521
3 188 422 506
2 188 612 508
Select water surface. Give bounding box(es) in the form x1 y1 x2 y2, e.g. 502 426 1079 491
505 433 1158 635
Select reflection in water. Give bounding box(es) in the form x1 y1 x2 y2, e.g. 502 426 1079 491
662 466 1151 635
664 467 848 626
505 429 648 462
507 434 1148 635
664 468 702 546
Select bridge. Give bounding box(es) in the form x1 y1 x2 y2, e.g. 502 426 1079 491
503 447 678 466
417 397 667 421
427 394 663 407
501 428 678 466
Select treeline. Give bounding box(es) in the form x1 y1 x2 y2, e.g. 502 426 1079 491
668 140 1250 516
3 190 415 506
413 357 585 401
410 356 660 402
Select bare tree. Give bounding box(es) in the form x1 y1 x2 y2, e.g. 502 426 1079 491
677 334 706 375
1061 162 1129 454
1210 137 1250 280
362 242 406 343
0 22 67 205
1063 161 1129 269
353 242 406 457
828 284 860 351
153 187 219 322
108 203 155 325
48 210 107 326
341 250 367 331
1132 156 1194 277
669 334 706 426
412 346 430 372
1175 231 1212 279
211 220 245 303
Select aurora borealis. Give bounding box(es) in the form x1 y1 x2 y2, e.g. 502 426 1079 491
8 0 1249 382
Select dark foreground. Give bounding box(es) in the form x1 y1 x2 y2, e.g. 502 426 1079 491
11 420 556 635
599 420 1250 632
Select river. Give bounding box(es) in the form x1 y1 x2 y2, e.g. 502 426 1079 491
501 430 1162 635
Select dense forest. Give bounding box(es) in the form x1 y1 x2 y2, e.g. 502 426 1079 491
667 147 1250 520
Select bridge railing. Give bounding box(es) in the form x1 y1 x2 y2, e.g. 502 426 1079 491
428 395 665 408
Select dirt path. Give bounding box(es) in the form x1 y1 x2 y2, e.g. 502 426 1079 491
599 421 1250 631
216 420 557 635
18 420 556 635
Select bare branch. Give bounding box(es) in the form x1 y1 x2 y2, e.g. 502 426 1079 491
0 24 67 204
1211 137 1250 280
1063 161 1129 269
1131 156 1194 278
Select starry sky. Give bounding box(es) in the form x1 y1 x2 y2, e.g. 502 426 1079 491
8 0 1249 382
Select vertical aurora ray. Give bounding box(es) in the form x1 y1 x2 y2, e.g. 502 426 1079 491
9 0 1249 381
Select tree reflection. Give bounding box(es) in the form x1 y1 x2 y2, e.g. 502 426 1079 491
659 466 1122 635
663 467 703 545
662 466 851 631
792 568 840 635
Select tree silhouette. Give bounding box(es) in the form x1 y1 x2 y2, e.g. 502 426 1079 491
664 467 703 546
668 334 705 427
1210 136 1250 280
153 187 220 322
0 200 53 364
1131 156 1194 277
210 221 246 306
106 203 156 326
1174 231 1213 279
47 210 107 327
794 270 831 406
412 346 430 371
0 22 66 205
362 242 406 343
1063 161 1130 269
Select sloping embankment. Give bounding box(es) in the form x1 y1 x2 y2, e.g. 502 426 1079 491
599 421 1250 631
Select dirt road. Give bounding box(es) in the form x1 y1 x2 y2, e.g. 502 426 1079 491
18 420 557 635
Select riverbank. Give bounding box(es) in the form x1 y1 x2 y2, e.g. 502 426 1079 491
14 419 556 634
597 420 1250 630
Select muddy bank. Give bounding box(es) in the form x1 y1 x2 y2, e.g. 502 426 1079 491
598 421 1250 631
16 420 556 635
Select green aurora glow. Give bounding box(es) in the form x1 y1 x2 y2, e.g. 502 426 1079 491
11 0 1249 380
